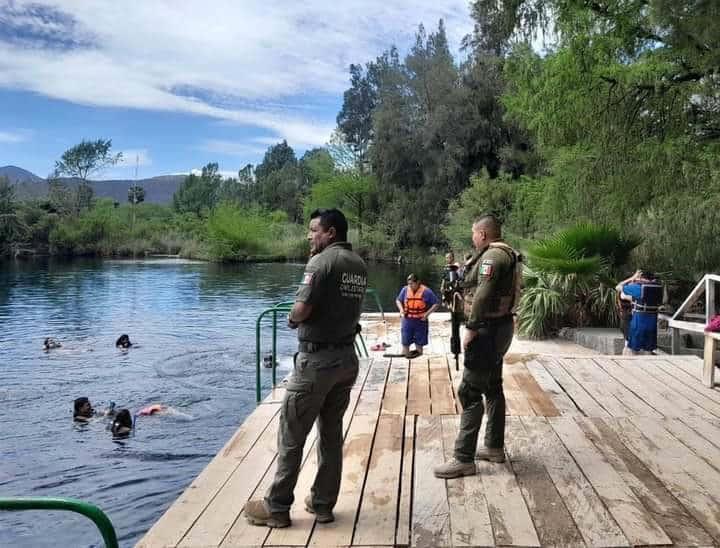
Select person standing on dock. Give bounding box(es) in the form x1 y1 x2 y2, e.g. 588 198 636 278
434 214 520 479
245 208 367 528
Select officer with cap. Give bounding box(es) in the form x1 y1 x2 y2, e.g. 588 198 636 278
434 214 520 478
245 208 368 528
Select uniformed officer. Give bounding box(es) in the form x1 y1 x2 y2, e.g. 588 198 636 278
434 214 519 479
245 208 368 528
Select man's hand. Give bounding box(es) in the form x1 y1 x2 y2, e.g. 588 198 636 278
463 328 477 350
287 318 298 329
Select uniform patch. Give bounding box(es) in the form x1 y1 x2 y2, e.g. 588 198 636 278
480 260 494 277
302 272 314 284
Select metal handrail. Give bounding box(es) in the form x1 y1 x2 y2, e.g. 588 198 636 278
0 497 119 548
255 290 382 403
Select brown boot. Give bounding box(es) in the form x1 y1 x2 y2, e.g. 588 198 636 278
244 499 291 528
433 458 476 479
304 495 334 523
475 447 505 463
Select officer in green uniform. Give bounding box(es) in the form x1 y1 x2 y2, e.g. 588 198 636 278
434 214 519 479
245 208 368 528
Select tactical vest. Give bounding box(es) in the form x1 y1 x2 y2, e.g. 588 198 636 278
404 285 428 319
462 242 522 320
632 282 662 313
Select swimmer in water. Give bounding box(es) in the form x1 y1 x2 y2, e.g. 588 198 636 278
111 409 133 437
73 398 116 422
137 403 167 416
43 337 62 351
115 334 132 349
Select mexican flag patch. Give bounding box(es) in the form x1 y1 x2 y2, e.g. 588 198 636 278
302 272 315 284
480 260 494 277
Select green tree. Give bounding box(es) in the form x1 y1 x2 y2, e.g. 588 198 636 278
253 141 302 221
173 163 222 217
128 184 145 236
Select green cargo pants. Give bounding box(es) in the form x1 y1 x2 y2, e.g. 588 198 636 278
454 317 514 462
265 347 359 514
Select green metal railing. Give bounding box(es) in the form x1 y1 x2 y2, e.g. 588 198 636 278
255 288 384 403
0 497 119 548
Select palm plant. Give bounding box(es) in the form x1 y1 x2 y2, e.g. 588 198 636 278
517 224 639 338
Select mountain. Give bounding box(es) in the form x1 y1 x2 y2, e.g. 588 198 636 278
0 165 44 184
0 166 186 204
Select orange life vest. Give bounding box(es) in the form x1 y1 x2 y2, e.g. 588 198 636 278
404 285 428 319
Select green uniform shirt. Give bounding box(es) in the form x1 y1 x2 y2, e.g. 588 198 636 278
462 241 516 330
296 241 368 344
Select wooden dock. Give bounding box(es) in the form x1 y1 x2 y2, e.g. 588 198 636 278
138 319 720 547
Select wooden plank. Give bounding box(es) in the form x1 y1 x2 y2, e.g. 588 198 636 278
178 413 281 547
504 367 536 416
137 403 280 548
653 359 720 406
474 442 540 546
265 362 373 547
592 358 688 418
559 357 660 418
578 417 714 547
411 415 451 547
510 365 559 417
539 357 612 418
406 358 431 416
521 416 628 547
525 359 580 416
429 356 456 415
353 414 403 545
597 357 714 419
504 418 585 547
681 415 720 450
550 417 671 546
395 415 415 547
381 358 408 416
441 415 495 547
606 416 720 543
636 359 720 418
660 417 720 473
307 414 377 547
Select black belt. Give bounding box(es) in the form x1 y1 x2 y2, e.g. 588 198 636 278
633 304 659 313
298 340 354 353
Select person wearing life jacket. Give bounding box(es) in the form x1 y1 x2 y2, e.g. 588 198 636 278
434 214 522 479
395 273 440 358
616 270 662 354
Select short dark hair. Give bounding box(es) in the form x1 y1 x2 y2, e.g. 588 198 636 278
74 397 90 416
310 208 348 241
112 409 133 435
407 273 419 282
474 214 502 238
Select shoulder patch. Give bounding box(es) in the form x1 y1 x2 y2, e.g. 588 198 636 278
480 259 494 277
302 272 315 285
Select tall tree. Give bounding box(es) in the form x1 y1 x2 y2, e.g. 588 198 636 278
253 141 302 220
173 163 222 217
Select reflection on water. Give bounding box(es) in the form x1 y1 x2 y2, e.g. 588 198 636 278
0 257 443 547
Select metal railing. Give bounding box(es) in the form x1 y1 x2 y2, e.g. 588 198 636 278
255 288 383 403
0 497 119 548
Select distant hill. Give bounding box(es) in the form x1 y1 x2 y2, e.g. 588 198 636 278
0 165 187 204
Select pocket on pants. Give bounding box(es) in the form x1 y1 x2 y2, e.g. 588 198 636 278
464 332 495 371
284 377 315 431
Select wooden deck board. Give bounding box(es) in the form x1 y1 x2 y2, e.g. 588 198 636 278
138 331 720 548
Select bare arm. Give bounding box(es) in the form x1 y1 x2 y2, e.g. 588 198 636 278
288 301 313 328
396 299 405 316
422 303 440 320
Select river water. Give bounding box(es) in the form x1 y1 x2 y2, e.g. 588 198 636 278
0 258 442 547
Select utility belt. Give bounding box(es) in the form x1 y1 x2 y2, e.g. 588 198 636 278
632 304 660 313
473 314 514 328
298 340 355 353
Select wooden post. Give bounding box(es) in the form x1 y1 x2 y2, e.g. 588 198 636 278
671 327 680 355
703 334 716 388
706 278 716 323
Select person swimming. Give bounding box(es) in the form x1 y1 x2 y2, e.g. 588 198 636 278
43 337 62 351
138 403 167 416
73 397 94 421
115 334 132 349
111 409 133 437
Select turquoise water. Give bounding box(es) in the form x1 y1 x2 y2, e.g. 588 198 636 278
0 258 440 547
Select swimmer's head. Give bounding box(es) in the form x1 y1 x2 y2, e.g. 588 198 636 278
74 397 93 418
111 409 133 436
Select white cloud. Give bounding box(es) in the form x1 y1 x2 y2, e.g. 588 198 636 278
0 1 473 149
200 140 268 157
190 168 239 180
0 129 30 143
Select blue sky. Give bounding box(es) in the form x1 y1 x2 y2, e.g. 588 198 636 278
0 1 473 179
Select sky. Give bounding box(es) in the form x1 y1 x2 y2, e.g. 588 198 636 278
0 0 474 179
